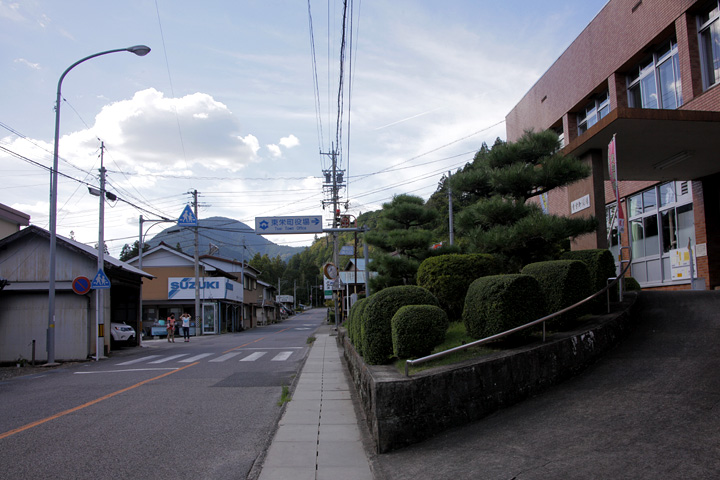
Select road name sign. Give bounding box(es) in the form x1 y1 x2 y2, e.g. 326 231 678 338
255 216 323 234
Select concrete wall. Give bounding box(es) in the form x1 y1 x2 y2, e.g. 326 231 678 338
341 294 638 453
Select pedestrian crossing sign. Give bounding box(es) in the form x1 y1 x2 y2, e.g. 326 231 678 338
91 269 111 289
178 205 197 226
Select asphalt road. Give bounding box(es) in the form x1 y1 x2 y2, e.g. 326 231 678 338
0 309 327 480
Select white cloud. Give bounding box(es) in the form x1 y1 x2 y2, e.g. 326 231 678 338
267 144 282 158
279 134 299 148
13 58 40 70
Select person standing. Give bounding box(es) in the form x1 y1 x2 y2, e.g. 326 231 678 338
181 312 191 342
166 313 176 343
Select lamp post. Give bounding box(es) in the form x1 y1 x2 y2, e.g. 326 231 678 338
138 215 174 344
47 45 150 364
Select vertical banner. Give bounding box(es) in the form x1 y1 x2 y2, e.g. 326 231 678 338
608 134 625 233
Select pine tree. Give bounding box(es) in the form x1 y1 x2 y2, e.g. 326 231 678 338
450 130 597 272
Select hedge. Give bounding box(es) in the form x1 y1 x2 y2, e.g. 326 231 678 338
416 253 501 321
347 297 369 355
521 260 591 329
391 305 448 359
561 249 618 311
462 274 546 339
362 285 439 365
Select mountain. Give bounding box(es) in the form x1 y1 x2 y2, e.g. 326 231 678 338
146 216 305 262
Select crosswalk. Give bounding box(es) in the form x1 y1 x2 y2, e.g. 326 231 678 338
116 349 300 366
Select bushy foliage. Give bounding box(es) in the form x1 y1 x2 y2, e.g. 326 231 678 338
624 276 641 292
391 305 448 359
521 260 591 329
366 194 439 291
462 274 546 339
361 285 439 364
346 297 369 355
561 249 618 310
416 253 501 320
451 130 598 272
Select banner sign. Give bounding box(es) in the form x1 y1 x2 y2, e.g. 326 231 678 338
608 135 625 233
168 277 242 302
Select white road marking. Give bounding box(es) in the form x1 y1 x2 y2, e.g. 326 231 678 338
75 368 178 374
116 355 161 365
179 353 214 363
272 351 293 361
148 354 188 364
209 352 243 362
240 352 267 362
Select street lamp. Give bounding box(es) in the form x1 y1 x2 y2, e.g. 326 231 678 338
138 215 174 342
47 45 150 364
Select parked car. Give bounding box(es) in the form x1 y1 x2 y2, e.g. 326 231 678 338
111 322 136 345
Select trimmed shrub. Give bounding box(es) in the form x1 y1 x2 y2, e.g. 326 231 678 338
521 260 591 329
391 305 448 358
347 297 369 355
417 253 501 321
462 274 546 339
624 276 641 292
561 249 618 310
361 285 439 365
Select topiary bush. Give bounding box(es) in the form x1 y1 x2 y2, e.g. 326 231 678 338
416 253 501 321
561 249 618 311
347 297 369 355
462 274 546 339
391 305 448 359
623 276 641 292
361 285 440 365
521 260 591 330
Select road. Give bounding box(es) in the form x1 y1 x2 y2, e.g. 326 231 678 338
0 309 327 480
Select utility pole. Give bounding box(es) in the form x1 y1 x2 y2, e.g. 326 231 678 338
96 142 106 361
193 189 201 335
448 170 454 246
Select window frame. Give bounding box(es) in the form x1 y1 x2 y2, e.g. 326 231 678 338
698 0 720 90
627 38 683 109
577 90 610 136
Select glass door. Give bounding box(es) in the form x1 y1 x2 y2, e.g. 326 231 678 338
202 303 217 334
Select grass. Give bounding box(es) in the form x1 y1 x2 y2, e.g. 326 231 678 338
394 322 497 375
277 384 291 406
306 335 316 344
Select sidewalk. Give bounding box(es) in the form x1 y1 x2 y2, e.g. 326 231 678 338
257 329 374 480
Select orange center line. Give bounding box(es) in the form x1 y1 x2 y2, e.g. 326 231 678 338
222 327 292 354
0 362 200 441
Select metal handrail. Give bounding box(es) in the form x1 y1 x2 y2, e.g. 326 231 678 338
405 247 633 376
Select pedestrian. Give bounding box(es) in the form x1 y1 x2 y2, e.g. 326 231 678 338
166 313 176 343
181 312 191 342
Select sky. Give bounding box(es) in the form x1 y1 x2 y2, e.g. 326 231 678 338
0 0 609 257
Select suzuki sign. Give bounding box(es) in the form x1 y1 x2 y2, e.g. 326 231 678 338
168 277 243 302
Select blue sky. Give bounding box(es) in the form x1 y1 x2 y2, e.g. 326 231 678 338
0 0 609 256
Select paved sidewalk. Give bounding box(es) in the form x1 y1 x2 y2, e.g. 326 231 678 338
258 331 374 480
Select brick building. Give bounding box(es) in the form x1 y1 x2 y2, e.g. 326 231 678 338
506 0 720 290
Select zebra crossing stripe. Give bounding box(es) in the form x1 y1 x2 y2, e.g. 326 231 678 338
209 352 243 362
240 352 267 362
148 354 188 364
272 351 293 361
179 353 214 363
116 355 161 365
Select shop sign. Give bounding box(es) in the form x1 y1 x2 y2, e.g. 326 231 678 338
168 277 242 302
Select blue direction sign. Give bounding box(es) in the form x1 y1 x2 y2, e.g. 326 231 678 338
255 216 323 234
178 205 197 226
91 269 111 289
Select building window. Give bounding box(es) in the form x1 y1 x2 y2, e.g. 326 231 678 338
626 182 694 286
627 38 683 109
577 91 610 135
699 0 720 89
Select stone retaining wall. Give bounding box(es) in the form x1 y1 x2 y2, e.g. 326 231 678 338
340 294 638 453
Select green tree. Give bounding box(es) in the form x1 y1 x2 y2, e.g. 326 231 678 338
119 240 150 262
450 130 597 272
365 194 438 291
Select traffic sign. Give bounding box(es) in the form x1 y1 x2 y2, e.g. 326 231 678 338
91 269 111 289
255 216 323 234
178 205 197 227
72 276 91 295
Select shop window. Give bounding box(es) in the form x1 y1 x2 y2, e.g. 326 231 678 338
699 0 720 89
628 38 683 109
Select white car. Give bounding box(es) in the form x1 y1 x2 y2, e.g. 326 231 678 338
111 322 136 344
